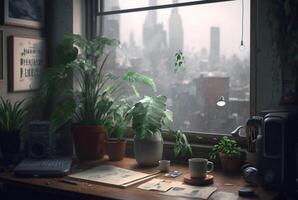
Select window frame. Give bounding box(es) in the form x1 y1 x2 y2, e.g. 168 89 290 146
86 0 256 150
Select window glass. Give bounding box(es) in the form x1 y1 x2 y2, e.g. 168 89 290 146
97 0 250 134
100 0 206 12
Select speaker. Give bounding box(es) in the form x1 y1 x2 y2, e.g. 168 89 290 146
27 121 55 159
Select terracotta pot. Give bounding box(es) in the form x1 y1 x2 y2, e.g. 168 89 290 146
72 125 105 161
105 139 127 161
219 152 243 173
0 129 21 164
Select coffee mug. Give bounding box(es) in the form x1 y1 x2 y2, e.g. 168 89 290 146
189 158 214 178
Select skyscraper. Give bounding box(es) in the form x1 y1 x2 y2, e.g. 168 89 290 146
209 26 220 69
169 0 184 54
142 0 167 73
103 0 120 40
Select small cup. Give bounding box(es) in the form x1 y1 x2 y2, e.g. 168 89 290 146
159 160 170 172
189 158 214 178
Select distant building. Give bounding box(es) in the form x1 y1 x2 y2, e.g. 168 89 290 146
142 0 167 74
168 0 184 55
103 0 120 40
209 27 220 69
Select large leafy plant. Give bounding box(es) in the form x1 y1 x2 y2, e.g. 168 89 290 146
128 95 191 157
0 98 26 132
209 136 241 160
33 33 155 130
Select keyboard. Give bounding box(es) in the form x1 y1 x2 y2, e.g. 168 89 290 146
14 157 72 177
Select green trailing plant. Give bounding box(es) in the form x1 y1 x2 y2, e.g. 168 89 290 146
0 98 27 132
174 50 185 73
128 95 191 157
33 33 155 130
209 136 241 160
174 130 192 158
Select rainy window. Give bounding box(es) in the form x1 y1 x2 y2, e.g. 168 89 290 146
95 0 251 134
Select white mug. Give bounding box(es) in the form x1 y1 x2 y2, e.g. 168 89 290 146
159 160 170 172
188 158 214 178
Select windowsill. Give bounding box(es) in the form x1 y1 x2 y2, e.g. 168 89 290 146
124 128 247 148
124 138 247 165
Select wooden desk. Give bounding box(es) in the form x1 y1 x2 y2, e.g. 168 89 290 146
0 157 276 200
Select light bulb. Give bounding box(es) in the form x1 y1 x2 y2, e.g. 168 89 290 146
216 96 226 107
239 40 245 51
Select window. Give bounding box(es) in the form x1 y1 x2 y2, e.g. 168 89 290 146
94 0 251 135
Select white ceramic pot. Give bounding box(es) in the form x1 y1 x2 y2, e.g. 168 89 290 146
134 133 163 166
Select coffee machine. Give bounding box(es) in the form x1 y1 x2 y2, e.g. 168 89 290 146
253 107 298 198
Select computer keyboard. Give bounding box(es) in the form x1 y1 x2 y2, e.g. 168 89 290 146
14 157 72 177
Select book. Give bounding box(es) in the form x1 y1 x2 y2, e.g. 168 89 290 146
69 165 159 188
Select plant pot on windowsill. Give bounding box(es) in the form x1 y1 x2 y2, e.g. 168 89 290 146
219 152 244 173
105 139 127 161
72 124 105 161
209 136 244 173
134 133 163 166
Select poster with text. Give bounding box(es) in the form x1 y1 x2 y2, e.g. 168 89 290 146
10 36 45 92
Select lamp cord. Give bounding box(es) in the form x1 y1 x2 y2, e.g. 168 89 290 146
241 0 244 45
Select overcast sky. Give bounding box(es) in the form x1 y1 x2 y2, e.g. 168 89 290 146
116 0 250 58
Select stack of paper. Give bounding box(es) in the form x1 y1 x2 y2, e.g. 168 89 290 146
69 165 159 188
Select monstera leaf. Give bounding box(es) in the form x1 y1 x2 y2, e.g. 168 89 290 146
130 95 170 139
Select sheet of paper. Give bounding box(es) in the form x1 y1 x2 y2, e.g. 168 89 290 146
69 165 155 187
209 191 238 200
162 184 217 200
137 178 183 192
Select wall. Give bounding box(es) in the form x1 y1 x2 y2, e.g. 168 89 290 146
255 0 282 113
0 23 43 103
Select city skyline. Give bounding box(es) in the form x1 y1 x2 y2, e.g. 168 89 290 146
117 0 250 59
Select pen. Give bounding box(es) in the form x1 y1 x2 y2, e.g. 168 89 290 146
59 179 78 185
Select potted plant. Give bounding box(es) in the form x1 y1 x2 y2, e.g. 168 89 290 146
36 33 156 161
0 98 26 164
209 136 243 173
129 95 191 166
104 101 131 161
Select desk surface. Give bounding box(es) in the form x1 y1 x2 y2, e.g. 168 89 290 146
0 157 276 200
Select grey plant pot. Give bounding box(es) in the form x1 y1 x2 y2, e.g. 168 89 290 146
134 133 163 166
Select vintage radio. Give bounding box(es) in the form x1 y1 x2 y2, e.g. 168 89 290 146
255 107 298 199
27 121 55 159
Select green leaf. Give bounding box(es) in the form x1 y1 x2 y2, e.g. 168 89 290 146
130 95 167 139
209 136 241 159
0 98 26 131
123 71 157 92
174 130 192 158
174 50 185 73
50 96 76 130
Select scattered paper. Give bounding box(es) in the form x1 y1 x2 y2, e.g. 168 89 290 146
138 178 183 192
209 191 238 200
162 184 217 200
164 170 182 178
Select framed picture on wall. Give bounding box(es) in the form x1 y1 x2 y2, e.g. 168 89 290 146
0 30 3 80
1 0 44 29
8 36 46 92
